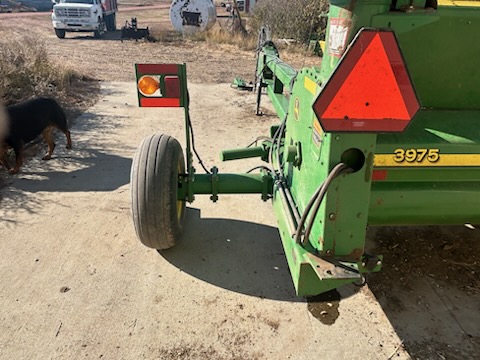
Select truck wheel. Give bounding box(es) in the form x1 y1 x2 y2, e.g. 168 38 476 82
106 13 116 31
55 29 66 39
94 19 105 38
131 134 186 250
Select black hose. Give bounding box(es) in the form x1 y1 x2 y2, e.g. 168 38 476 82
294 163 352 245
246 136 272 148
268 114 286 173
185 90 211 174
302 163 353 245
187 113 211 174
246 165 272 174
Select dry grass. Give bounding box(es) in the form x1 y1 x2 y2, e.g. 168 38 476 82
0 33 99 119
249 0 328 43
0 34 98 110
198 26 257 51
148 27 257 50
148 28 183 43
148 18 315 55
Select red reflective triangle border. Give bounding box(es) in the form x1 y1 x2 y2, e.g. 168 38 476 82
313 29 420 132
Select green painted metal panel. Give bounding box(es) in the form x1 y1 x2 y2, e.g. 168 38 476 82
319 0 392 84
372 8 480 109
369 182 480 225
272 188 364 296
266 84 288 120
371 109 480 224
277 67 376 259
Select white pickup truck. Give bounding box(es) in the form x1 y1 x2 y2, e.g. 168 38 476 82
51 0 118 39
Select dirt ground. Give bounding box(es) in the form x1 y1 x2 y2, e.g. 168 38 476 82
0 2 479 360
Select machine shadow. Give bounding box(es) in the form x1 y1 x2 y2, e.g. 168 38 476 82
159 207 303 302
365 225 480 358
65 29 149 42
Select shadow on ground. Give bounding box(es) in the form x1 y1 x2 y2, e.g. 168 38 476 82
0 100 133 221
12 149 131 193
159 207 303 302
64 29 151 42
0 147 131 225
366 225 480 359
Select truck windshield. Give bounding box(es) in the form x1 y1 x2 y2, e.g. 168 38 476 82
60 0 94 4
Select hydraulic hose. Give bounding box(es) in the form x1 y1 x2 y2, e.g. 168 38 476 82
294 163 353 245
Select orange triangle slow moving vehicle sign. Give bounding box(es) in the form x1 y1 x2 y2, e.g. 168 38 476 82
313 29 420 132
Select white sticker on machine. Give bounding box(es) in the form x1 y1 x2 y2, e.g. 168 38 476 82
328 18 350 58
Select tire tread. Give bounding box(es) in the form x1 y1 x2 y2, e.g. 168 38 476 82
131 134 185 249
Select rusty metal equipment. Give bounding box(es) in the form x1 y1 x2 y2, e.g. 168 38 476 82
121 18 150 41
131 0 480 296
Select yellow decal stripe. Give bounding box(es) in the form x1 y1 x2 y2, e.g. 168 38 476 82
375 154 480 167
304 77 318 96
438 0 480 8
313 118 323 135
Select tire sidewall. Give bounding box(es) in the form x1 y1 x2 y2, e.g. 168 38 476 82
55 29 66 39
131 134 186 250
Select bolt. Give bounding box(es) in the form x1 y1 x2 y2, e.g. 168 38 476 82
335 136 340 141
326 250 332 255
329 213 336 220
376 260 382 266
357 213 362 219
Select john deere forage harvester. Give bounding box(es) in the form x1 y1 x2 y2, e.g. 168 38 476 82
131 0 480 296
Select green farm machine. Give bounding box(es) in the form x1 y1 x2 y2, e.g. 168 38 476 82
131 0 480 296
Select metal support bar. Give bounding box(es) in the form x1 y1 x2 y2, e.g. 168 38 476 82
221 146 267 161
266 84 288 120
262 48 297 92
181 173 273 199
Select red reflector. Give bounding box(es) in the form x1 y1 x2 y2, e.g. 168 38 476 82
136 64 179 75
135 64 185 108
164 76 180 98
313 29 420 133
140 97 181 107
372 170 387 181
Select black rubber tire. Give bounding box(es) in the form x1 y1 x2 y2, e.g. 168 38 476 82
131 134 186 250
94 19 105 38
105 14 111 31
106 13 116 31
55 29 66 39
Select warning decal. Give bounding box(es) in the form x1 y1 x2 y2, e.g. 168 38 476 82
328 18 350 58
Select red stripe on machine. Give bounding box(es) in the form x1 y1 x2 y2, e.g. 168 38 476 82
136 64 179 75
372 170 387 181
140 97 181 107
